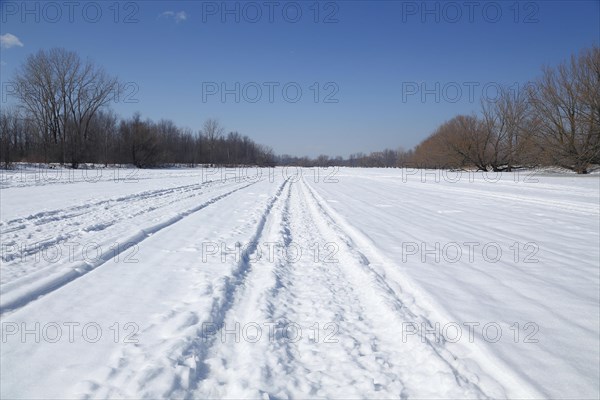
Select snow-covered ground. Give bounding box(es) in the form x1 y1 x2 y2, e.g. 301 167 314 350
1 167 598 399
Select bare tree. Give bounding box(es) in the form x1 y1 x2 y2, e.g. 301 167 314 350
480 85 537 171
528 46 600 173
0 108 17 168
437 115 492 170
0 108 36 167
87 109 118 166
14 48 121 168
200 118 224 165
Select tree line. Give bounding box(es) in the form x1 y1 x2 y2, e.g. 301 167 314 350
1 46 598 173
410 45 599 174
0 48 275 168
279 46 599 174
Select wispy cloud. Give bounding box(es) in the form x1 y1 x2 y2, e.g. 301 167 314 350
0 61 7 67
159 11 188 23
0 33 24 49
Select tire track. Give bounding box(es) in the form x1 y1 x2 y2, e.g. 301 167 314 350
139 177 291 398
0 179 260 315
302 178 545 399
193 179 488 398
190 180 295 398
258 181 410 398
1 178 242 264
295 179 490 398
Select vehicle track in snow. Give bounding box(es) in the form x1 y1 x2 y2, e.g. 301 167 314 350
0 169 594 399
0 179 260 315
301 177 546 399
0 177 252 291
188 178 502 398
67 178 291 399
1 178 242 265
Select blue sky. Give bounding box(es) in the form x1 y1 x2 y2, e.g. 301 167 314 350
1 1 598 157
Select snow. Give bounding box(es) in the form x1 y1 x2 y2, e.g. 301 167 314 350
1 167 598 399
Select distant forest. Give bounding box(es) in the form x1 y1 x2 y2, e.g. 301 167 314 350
1 46 598 173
